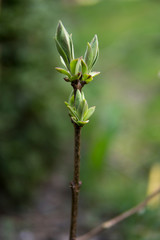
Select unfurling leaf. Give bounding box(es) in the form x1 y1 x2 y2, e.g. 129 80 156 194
85 75 93 84
65 102 79 119
81 59 88 74
90 35 99 68
70 59 80 75
55 38 70 70
84 43 93 72
84 35 99 72
75 90 81 109
55 67 71 78
55 21 71 62
82 73 91 81
64 90 95 126
83 106 96 121
60 56 67 68
77 120 89 126
90 71 100 77
55 21 100 87
77 99 88 121
69 34 74 60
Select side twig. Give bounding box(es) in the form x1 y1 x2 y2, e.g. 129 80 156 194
77 187 160 240
69 124 82 240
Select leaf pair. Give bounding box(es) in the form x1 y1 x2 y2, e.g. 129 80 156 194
65 90 95 127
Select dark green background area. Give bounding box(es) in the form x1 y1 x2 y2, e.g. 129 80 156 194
0 0 160 239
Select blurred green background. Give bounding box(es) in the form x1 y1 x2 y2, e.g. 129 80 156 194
1 0 160 239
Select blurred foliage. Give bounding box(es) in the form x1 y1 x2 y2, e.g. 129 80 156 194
0 0 64 208
0 0 160 239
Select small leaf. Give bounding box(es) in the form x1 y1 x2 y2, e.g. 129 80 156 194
92 48 99 68
71 117 89 127
55 38 70 70
65 103 79 119
81 59 88 74
77 120 89 126
64 101 69 106
90 71 100 77
82 73 91 81
68 90 74 105
56 21 71 62
84 43 93 72
82 99 88 120
69 34 74 60
77 100 84 120
75 90 82 109
71 117 78 125
77 99 88 121
81 91 85 101
60 56 67 68
70 59 80 75
85 75 93 84
69 95 74 107
90 35 99 67
55 67 71 78
70 72 81 81
83 106 96 121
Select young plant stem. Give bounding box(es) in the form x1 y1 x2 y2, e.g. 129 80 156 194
69 123 82 240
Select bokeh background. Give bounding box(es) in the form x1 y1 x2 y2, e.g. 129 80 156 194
0 0 160 239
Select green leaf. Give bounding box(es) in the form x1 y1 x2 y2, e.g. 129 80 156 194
69 34 74 60
56 21 71 62
77 100 84 120
75 90 81 109
71 72 81 81
71 117 89 127
84 43 93 72
92 48 99 68
71 117 78 125
77 120 89 126
82 73 91 81
69 95 74 107
55 67 71 78
77 99 88 121
65 103 79 119
82 99 88 120
55 38 70 70
85 75 93 84
81 59 88 74
64 101 69 107
68 106 78 119
70 58 80 75
60 56 67 68
68 90 74 106
90 35 99 67
83 106 96 121
81 91 85 101
90 71 100 77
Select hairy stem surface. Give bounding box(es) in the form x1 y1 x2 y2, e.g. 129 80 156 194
69 124 81 240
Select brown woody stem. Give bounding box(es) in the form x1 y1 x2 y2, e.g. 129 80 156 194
69 123 82 240
71 79 86 99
